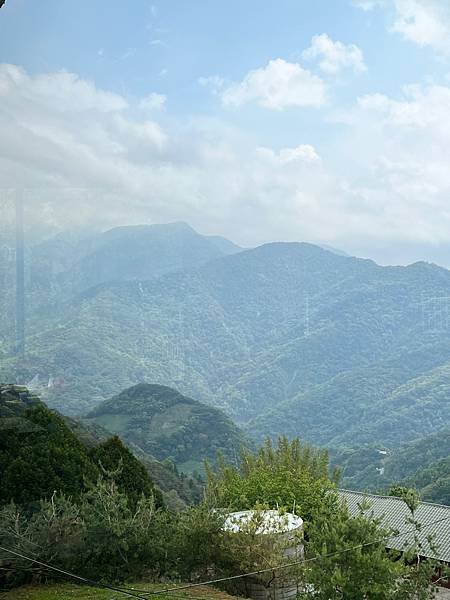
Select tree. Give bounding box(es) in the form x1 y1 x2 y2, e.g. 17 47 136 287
304 497 404 599
207 441 439 599
206 437 335 521
0 476 167 588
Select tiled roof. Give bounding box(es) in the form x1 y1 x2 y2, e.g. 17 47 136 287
338 489 450 563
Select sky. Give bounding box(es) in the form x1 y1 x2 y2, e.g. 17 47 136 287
1 0 450 266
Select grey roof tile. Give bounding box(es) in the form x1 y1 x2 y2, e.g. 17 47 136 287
338 489 450 563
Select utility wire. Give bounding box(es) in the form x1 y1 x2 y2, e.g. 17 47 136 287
0 544 230 600
2 512 450 598
135 512 450 597
0 545 149 599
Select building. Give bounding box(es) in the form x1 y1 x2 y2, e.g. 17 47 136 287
338 489 450 564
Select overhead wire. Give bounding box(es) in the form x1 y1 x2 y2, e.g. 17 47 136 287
2 511 450 598
132 512 450 596
0 544 232 600
0 545 149 599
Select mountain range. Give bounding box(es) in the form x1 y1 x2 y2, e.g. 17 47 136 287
2 222 450 453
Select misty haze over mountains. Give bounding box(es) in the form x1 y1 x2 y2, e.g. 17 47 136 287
2 221 450 455
6 1 450 595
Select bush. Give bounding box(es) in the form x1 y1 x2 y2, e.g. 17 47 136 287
0 475 166 588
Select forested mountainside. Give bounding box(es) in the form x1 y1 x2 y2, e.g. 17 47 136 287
0 384 163 508
85 383 249 475
333 427 450 505
0 384 200 508
3 228 450 450
0 222 241 349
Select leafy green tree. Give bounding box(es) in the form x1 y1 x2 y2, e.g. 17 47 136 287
394 488 441 600
304 497 404 599
167 504 229 580
388 486 420 513
79 476 164 581
206 437 335 521
0 476 168 588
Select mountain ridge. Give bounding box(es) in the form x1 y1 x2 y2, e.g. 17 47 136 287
3 229 450 451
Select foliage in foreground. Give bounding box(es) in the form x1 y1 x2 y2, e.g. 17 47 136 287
303 494 439 599
0 476 164 586
206 436 335 521
0 435 442 599
207 437 439 600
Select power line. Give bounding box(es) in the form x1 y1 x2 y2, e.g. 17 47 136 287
0 544 229 600
136 512 450 597
2 512 450 598
0 545 149 599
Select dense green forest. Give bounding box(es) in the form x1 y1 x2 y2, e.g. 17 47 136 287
85 383 250 474
3 225 450 453
0 384 163 509
0 384 200 509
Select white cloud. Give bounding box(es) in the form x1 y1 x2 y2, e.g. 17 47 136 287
391 0 450 54
353 0 450 56
112 114 167 150
4 63 450 265
257 144 321 164
356 84 450 130
220 59 327 110
0 64 334 246
330 82 450 247
0 64 127 113
302 33 367 74
139 92 166 111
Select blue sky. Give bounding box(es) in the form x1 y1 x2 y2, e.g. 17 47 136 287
2 0 450 266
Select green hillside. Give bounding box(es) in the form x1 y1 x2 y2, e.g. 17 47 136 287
0 384 200 509
333 426 450 504
3 237 450 450
86 383 249 474
404 457 450 505
0 222 242 349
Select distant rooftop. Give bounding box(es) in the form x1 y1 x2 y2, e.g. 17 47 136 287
338 489 450 563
